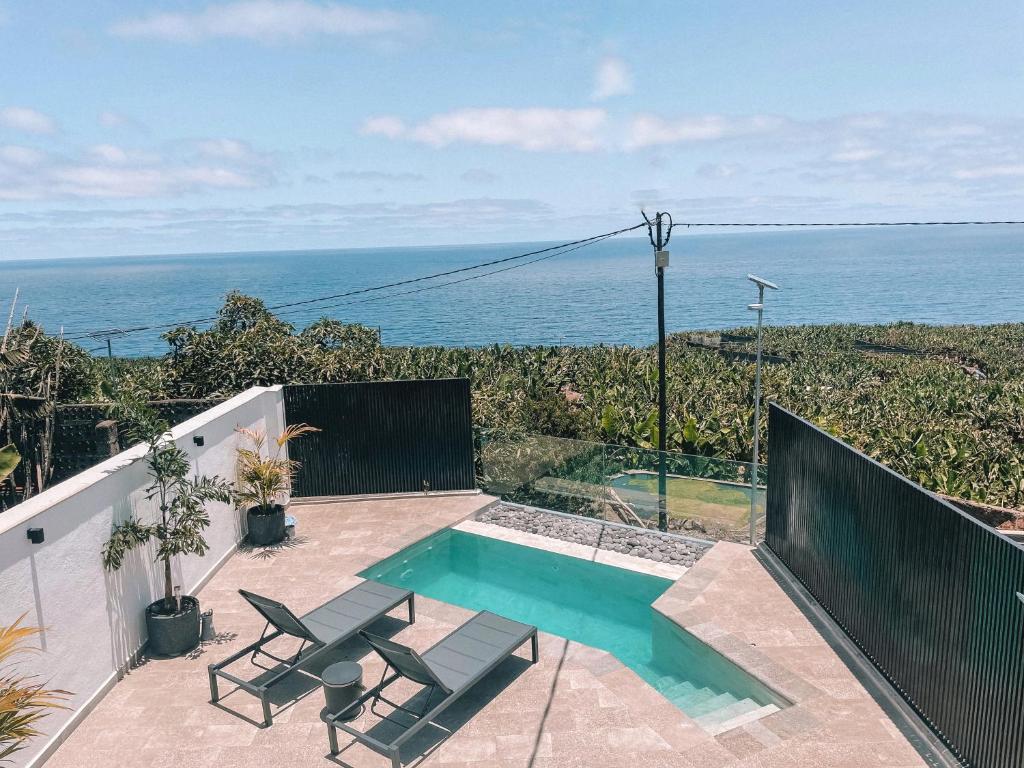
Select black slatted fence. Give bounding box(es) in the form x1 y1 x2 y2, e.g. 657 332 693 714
283 379 475 497
765 403 1024 767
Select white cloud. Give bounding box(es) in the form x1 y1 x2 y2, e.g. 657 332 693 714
0 145 45 167
364 108 607 152
782 114 1024 190
98 110 148 132
99 111 128 127
0 106 57 135
0 198 564 259
110 1 425 44
696 163 743 179
88 144 131 164
334 169 424 182
195 138 253 159
829 147 884 163
46 166 257 199
592 56 632 100
953 164 1024 180
626 114 785 149
0 140 273 200
360 116 406 138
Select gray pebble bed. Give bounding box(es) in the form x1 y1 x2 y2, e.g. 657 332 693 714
476 502 712 567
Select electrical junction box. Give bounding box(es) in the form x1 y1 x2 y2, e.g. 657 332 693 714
655 250 670 268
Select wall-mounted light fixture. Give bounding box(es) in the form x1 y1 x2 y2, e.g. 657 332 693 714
193 435 205 447
27 528 44 544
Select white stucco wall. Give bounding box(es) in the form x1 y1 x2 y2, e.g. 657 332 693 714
0 386 285 767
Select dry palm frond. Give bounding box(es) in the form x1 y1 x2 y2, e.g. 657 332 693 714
234 424 319 513
0 615 70 761
275 423 319 448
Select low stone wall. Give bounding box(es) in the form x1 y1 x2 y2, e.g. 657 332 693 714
477 502 712 567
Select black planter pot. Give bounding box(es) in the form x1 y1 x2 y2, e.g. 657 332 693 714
146 596 200 657
247 504 286 546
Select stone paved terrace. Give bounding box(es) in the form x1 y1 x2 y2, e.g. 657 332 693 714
47 494 926 768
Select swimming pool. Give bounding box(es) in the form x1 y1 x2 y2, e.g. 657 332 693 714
359 528 786 732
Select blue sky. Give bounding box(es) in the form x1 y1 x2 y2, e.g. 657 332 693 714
1 0 1022 259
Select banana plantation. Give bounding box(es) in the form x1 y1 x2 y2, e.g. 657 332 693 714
5 292 1024 512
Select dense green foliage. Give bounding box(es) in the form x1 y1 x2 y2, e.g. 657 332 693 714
2 316 100 505
18 293 1024 510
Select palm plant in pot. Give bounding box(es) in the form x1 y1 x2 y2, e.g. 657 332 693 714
0 615 69 761
235 424 318 546
101 397 233 657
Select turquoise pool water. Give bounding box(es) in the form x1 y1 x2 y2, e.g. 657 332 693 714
359 528 786 728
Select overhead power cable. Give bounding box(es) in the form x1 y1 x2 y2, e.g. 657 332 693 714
267 228 630 320
64 222 646 340
57 217 1024 342
678 220 1024 227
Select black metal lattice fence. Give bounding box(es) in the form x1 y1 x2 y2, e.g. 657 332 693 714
765 403 1024 767
283 379 475 497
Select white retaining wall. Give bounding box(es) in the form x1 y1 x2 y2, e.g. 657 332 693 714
0 386 286 767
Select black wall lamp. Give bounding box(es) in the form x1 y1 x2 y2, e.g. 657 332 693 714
193 435 205 447
27 528 44 544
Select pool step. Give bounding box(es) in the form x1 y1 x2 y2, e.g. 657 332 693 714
652 676 780 734
684 691 741 718
656 678 698 699
692 697 761 731
658 680 717 707
696 701 782 735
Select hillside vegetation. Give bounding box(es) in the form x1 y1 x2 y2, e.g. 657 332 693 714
20 293 1024 511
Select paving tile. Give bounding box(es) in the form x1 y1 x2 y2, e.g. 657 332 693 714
604 725 673 751
43 495 926 768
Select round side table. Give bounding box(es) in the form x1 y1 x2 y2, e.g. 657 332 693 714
321 660 364 721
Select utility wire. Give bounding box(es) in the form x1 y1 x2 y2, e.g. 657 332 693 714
58 217 1024 341
64 223 646 340
271 228 630 319
678 220 1024 227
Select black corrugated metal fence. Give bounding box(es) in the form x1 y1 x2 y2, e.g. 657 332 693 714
283 379 475 497
765 403 1024 767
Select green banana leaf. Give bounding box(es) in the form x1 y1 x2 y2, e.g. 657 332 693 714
0 443 20 483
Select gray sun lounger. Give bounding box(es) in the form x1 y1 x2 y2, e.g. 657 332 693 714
323 610 538 768
208 581 414 726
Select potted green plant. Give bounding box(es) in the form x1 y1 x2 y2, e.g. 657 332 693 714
235 424 318 546
101 397 232 657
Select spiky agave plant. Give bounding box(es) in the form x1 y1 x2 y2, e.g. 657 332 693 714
234 424 319 515
0 615 69 762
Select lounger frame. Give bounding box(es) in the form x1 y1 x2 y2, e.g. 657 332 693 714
324 614 538 768
208 587 414 726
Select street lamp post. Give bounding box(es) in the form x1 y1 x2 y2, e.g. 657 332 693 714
747 274 778 545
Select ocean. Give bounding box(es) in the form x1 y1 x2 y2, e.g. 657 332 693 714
2 225 1022 357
